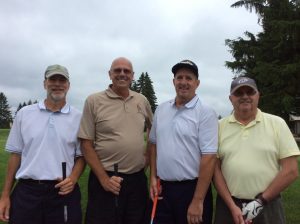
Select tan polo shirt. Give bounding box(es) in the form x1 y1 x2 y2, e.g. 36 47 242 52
78 87 153 174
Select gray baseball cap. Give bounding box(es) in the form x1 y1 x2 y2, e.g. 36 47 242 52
44 64 69 80
230 76 258 94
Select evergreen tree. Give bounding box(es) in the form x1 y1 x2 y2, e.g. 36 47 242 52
136 72 146 92
142 73 158 113
15 103 23 117
131 72 158 113
226 0 300 121
0 92 13 128
130 80 139 92
15 99 38 116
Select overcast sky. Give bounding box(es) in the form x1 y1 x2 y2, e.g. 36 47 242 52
0 0 261 117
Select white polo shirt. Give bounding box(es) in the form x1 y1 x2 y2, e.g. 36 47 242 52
6 101 82 180
149 95 218 181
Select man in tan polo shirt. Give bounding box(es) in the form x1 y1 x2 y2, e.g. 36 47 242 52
78 57 153 224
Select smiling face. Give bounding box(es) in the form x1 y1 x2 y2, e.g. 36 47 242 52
44 74 70 103
173 68 200 106
109 57 134 92
229 86 260 122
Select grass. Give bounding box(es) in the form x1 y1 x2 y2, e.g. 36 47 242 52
0 129 300 223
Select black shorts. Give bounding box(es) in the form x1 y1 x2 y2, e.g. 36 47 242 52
9 179 82 224
85 170 149 224
153 179 213 224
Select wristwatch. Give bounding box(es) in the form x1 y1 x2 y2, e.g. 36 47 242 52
255 193 268 205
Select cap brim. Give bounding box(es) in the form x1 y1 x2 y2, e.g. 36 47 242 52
230 84 257 94
172 64 197 76
45 72 69 79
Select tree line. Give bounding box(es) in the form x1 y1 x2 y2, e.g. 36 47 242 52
226 0 300 122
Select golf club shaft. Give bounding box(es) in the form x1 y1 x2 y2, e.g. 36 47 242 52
62 162 68 223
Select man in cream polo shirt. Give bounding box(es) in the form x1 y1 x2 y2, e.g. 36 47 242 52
0 64 85 224
214 76 300 224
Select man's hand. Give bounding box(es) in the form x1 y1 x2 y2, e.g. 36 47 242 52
0 196 10 222
100 175 123 195
242 199 263 222
187 198 203 224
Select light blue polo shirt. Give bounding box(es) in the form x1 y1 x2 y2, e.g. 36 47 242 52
6 101 82 180
149 95 218 181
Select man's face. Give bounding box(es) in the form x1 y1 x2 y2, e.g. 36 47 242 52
44 75 70 102
173 68 199 102
229 86 259 115
109 58 134 90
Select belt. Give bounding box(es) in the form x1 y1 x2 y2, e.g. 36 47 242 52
160 178 198 185
232 195 281 204
19 179 58 185
106 169 145 178
232 196 253 204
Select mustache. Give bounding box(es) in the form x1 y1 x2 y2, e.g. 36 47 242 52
239 99 252 103
116 76 129 81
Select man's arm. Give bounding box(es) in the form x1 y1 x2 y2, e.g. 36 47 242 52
149 142 159 200
0 153 21 222
144 127 151 168
187 154 216 224
80 139 122 195
213 159 245 224
259 156 298 202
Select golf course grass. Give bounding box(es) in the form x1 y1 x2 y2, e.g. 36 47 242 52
0 129 300 223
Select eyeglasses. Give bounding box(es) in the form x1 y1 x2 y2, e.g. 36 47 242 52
111 68 132 75
232 89 257 97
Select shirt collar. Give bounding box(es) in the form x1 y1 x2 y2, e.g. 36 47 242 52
38 101 70 114
170 95 199 109
229 109 262 124
105 85 134 100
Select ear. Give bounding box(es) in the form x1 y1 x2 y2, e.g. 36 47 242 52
66 81 70 91
108 70 112 80
196 79 200 87
43 79 47 90
229 95 233 103
173 78 175 86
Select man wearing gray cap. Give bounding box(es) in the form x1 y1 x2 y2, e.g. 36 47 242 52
214 76 300 224
149 59 218 224
0 64 85 224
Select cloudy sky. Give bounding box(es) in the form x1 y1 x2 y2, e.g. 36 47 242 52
0 0 261 117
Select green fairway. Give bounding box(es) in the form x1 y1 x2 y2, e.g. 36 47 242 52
0 129 300 223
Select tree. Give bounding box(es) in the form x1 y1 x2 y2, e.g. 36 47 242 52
131 72 158 113
0 92 13 128
226 0 300 121
15 99 38 116
142 73 158 113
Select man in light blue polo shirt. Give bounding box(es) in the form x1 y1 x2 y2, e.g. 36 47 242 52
149 60 218 224
0 65 85 224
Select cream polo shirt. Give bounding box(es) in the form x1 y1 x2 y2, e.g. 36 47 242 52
78 87 153 174
218 109 300 199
